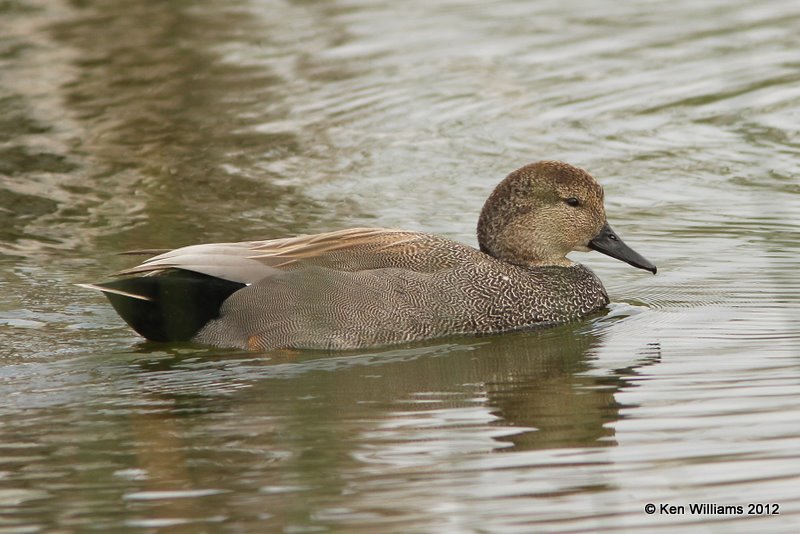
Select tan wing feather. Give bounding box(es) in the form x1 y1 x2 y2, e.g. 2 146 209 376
247 228 456 271
112 227 467 284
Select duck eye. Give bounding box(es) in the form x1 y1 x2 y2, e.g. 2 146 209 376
565 197 580 207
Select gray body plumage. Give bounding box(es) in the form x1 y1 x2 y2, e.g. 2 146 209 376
193 232 609 350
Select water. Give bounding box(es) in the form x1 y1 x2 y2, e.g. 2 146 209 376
2 0 800 531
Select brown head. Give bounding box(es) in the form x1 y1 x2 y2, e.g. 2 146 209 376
477 161 656 273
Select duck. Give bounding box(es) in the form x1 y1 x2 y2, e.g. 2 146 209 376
80 161 656 351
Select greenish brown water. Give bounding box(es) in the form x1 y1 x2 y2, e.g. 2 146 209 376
2 0 800 531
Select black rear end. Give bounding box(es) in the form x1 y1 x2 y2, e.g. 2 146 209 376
98 270 246 342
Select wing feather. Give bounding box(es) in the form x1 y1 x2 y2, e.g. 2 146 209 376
112 227 474 284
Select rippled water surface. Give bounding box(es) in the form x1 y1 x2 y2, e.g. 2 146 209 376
2 0 800 531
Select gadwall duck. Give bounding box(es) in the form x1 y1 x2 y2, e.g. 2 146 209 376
81 161 656 350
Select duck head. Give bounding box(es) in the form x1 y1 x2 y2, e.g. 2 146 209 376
477 161 656 273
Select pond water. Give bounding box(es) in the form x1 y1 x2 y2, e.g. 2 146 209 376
2 0 800 531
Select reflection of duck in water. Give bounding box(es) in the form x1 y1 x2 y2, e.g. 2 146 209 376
82 161 656 350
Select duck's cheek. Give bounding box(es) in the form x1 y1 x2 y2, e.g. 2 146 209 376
572 244 592 252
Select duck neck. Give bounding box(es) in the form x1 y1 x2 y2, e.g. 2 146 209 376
478 226 572 268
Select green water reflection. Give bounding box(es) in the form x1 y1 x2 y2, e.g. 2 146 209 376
2 323 659 530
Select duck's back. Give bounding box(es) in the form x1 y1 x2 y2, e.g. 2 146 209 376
195 250 609 350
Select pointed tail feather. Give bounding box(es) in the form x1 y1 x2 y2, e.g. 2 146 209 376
76 283 153 301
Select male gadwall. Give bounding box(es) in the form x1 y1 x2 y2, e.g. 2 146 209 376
82 161 656 350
